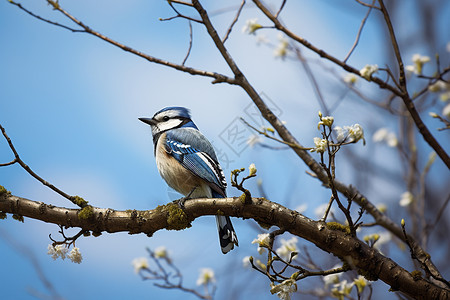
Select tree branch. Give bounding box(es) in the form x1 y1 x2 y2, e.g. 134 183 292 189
9 0 237 85
190 0 446 281
378 0 450 169
251 0 402 97
0 192 448 298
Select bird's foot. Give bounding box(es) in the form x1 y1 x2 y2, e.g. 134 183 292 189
173 187 197 209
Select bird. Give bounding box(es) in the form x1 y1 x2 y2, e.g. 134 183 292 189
139 106 238 254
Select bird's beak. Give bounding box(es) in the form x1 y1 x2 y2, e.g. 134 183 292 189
139 117 156 126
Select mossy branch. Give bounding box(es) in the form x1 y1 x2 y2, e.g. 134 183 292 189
0 190 448 299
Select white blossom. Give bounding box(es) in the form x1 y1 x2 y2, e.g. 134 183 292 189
132 257 149 274
318 116 334 129
274 34 289 59
196 268 216 286
411 53 430 75
252 233 270 247
400 191 414 207
271 279 297 300
443 103 450 118
428 80 450 102
405 64 416 75
154 246 169 261
343 73 358 85
323 266 342 287
359 64 378 80
331 280 354 298
334 124 365 144
47 244 68 260
68 247 83 264
242 256 252 268
311 137 327 153
376 203 387 213
276 237 299 261
428 80 448 92
242 18 262 35
252 233 270 254
249 163 257 176
348 124 364 143
372 128 398 147
353 275 369 293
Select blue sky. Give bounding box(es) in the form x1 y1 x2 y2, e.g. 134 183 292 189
1 1 449 299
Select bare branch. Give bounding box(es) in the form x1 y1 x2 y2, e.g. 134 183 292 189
0 124 81 207
354 0 380 10
165 1 203 23
275 0 287 18
222 0 245 44
10 1 237 85
240 118 309 150
8 0 84 33
190 0 446 281
378 0 450 169
343 0 375 63
0 159 17 167
182 21 193 66
252 0 402 97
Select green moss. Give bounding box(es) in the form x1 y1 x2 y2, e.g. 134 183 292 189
326 222 351 234
411 270 422 281
0 212 6 220
72 195 89 207
165 203 192 231
239 193 246 204
216 209 224 216
12 214 24 223
0 185 11 197
357 268 378 281
78 205 94 219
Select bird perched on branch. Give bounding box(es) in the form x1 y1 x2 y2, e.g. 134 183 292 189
139 107 238 254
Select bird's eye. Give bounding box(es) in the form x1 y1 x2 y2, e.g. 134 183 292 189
162 116 170 121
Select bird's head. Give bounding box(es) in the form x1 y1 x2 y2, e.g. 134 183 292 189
139 106 198 137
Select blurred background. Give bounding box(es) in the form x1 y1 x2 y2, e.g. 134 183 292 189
1 1 449 299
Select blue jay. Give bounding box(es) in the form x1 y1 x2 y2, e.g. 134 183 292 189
139 107 238 254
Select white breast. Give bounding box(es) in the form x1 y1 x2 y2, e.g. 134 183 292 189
155 134 211 198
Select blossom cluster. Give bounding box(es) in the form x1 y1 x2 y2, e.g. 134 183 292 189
47 244 83 264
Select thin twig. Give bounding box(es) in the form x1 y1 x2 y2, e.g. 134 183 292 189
169 0 194 7
222 0 245 44
165 1 203 23
10 1 237 85
293 46 330 116
0 123 81 207
343 0 375 63
354 0 380 10
8 0 84 33
275 0 287 18
240 118 309 150
378 0 450 169
182 21 193 66
252 0 402 97
0 159 17 167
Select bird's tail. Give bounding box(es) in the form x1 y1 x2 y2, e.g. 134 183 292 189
215 215 239 254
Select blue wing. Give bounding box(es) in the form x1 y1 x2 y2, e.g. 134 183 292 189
164 128 227 196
